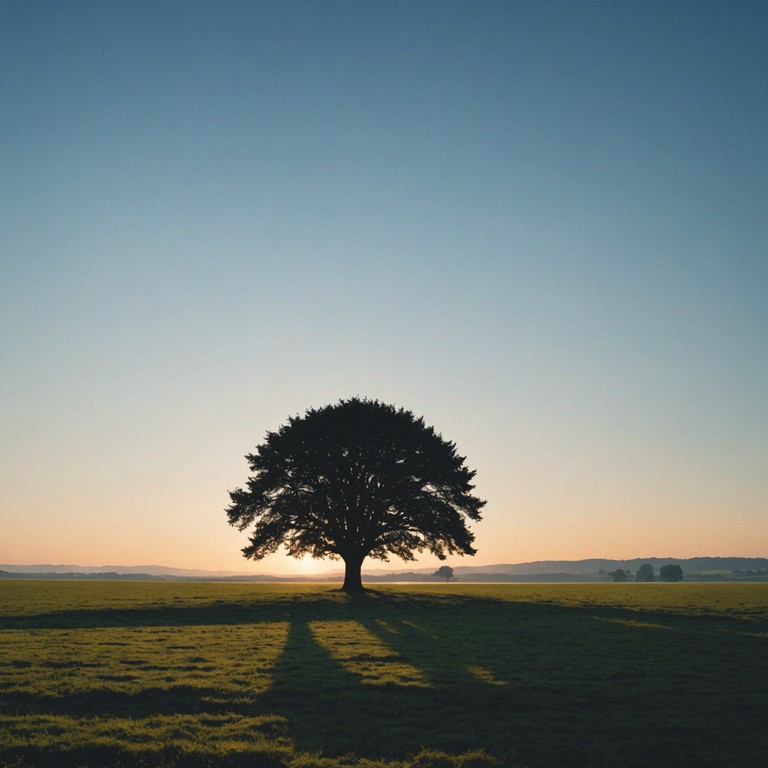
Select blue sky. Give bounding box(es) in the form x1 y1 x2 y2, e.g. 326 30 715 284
2 1 766 573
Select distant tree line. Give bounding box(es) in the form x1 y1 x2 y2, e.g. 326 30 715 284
606 564 684 582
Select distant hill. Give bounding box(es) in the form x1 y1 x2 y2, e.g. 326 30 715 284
1 557 766 582
452 557 768 576
0 564 276 580
0 564 260 578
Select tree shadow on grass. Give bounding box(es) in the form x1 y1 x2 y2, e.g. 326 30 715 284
260 595 604 763
263 590 768 767
262 617 400 754
0 602 285 630
3 589 768 767
0 684 239 718
0 743 290 768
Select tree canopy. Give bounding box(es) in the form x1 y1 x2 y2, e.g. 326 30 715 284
659 564 684 582
607 569 629 582
636 563 655 582
434 565 455 583
226 398 485 591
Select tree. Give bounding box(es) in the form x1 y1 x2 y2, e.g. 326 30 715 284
434 565 454 583
659 564 684 582
226 398 485 592
607 569 628 582
636 563 655 582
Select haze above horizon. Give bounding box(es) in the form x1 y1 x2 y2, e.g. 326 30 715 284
2 1 766 575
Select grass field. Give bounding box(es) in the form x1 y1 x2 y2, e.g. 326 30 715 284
1 581 766 767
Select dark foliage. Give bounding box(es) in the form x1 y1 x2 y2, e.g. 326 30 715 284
608 569 630 582
226 398 485 591
659 564 684 582
636 563 655 582
434 566 455 583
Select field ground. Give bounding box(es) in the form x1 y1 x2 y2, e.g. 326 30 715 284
1 581 766 767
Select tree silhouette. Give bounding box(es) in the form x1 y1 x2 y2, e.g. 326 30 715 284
607 569 629 582
226 398 485 591
659 564 684 582
636 563 655 582
434 565 454 583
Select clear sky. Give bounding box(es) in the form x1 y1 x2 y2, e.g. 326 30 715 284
2 0 766 575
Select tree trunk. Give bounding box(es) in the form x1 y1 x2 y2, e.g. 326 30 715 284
341 555 365 592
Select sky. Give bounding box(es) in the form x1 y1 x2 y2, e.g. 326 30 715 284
1 0 767 575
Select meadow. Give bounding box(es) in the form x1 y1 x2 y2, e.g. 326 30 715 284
1 581 766 768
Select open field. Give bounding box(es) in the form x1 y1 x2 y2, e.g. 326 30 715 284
1 582 767 767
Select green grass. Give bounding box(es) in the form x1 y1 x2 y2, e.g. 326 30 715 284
1 582 766 767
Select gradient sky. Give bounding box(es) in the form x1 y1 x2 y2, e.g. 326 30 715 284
2 0 766 575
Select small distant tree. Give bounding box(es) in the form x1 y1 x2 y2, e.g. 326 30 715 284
608 569 628 582
434 565 454 583
659 564 684 582
636 563 655 582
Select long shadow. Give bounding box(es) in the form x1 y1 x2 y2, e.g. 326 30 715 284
3 588 768 767
0 587 460 630
0 745 289 768
0 587 553 630
262 617 379 753
9 584 762 633
0 590 358 630
0 684 240 718
264 590 768 766
260 613 509 760
0 602 292 630
257 593 623 761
